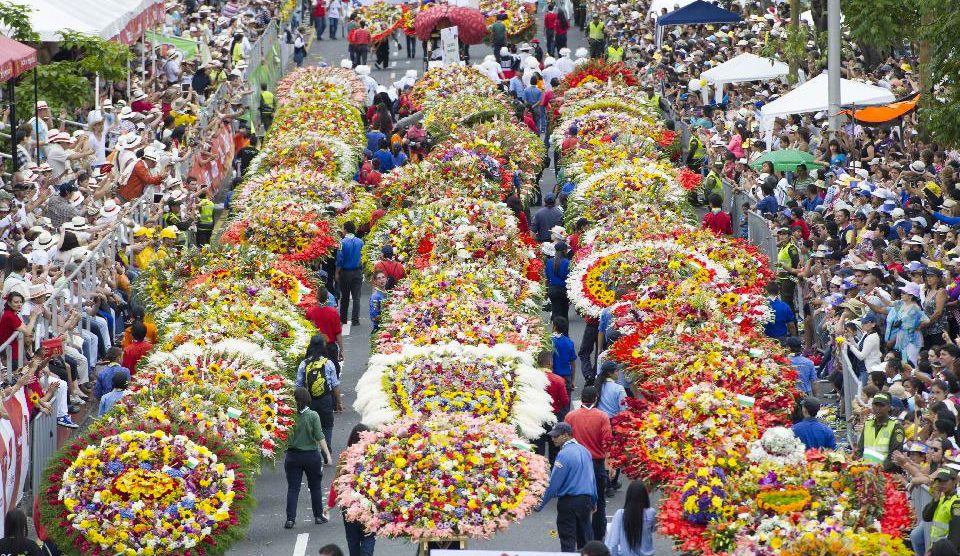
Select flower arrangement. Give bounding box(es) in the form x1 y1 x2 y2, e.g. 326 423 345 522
392 264 544 315
374 151 509 206
746 428 808 467
610 383 760 483
40 424 253 556
444 121 545 199
354 343 554 439
564 162 692 225
422 93 514 141
408 65 500 111
679 466 730 525
480 0 535 41
276 66 367 108
267 100 365 147
554 59 639 95
220 207 338 263
252 133 359 180
334 415 549 539
374 294 547 355
352 1 408 42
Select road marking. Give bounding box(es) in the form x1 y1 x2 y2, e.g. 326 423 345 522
293 533 309 556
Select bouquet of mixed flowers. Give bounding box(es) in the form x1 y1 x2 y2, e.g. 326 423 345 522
251 133 360 180
362 198 529 273
334 415 549 539
554 59 639 96
564 162 692 225
41 424 253 556
408 65 500 111
610 383 761 483
220 206 338 263
393 264 544 314
355 343 554 438
375 152 508 206
480 0 535 41
374 293 547 355
444 121 545 199
353 1 408 41
276 66 367 108
267 101 365 147
422 93 514 141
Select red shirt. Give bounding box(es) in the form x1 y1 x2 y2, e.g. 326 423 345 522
305 304 342 344
313 0 325 16
790 217 811 240
702 210 732 235
131 100 154 113
565 406 612 460
351 28 372 45
364 170 382 187
0 309 21 363
545 372 569 415
121 340 153 374
544 11 559 31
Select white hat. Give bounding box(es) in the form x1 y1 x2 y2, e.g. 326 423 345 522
559 47 571 56
67 191 84 207
524 56 539 68
49 132 74 144
142 148 159 162
116 133 142 150
118 106 137 120
230 68 243 77
36 100 49 110
100 199 120 218
575 47 588 58
63 216 89 231
32 231 56 250
340 59 353 69
132 90 148 102
405 69 417 79
544 56 556 66
168 188 187 203
355 65 371 76
500 46 509 55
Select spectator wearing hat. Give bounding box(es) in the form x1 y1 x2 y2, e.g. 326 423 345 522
27 101 53 161
868 281 928 366
843 314 881 382
793 397 837 450
923 467 960 548
855 391 903 471
534 421 597 553
116 135 167 203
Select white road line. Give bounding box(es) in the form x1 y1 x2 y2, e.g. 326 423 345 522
293 533 309 556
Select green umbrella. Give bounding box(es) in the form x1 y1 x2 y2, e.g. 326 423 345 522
749 149 824 172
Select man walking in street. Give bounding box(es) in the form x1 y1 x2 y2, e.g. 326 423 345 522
335 221 364 326
565 386 613 542
535 422 597 553
531 193 563 243
491 13 507 62
587 15 605 59
544 4 558 57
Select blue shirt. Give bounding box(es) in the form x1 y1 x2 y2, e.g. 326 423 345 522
392 151 408 168
365 130 386 152
336 234 363 270
544 257 570 287
373 149 395 173
552 333 576 377
295 357 340 390
605 507 656 556
508 76 525 98
522 85 543 106
792 417 837 450
598 380 627 418
802 196 823 212
764 298 795 338
98 389 128 417
789 354 817 394
326 291 337 307
539 439 597 507
756 194 779 215
94 364 130 399
598 307 614 339
369 289 387 328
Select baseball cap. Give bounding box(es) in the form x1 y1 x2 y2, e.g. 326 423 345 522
547 422 573 437
933 467 957 481
872 392 891 405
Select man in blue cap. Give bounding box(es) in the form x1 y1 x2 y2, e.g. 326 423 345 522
531 193 564 243
535 421 597 552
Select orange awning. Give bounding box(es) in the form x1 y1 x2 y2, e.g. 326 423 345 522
842 93 920 125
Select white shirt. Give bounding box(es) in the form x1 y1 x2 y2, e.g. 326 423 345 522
847 331 881 372
476 60 503 83
45 144 69 179
542 65 563 89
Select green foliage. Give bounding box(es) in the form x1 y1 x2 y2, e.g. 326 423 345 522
13 62 89 120
917 2 960 146
57 30 131 82
0 1 39 42
842 0 919 51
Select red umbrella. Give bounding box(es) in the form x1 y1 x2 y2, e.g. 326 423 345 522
413 4 488 44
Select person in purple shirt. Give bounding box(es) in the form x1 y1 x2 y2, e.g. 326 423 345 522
792 397 836 450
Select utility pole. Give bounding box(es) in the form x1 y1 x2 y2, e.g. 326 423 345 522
827 0 841 135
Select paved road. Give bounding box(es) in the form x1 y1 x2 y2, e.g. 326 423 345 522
227 15 681 556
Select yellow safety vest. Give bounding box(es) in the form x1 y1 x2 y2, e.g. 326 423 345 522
862 419 896 465
777 241 799 283
688 135 705 160
588 21 605 40
931 494 959 543
198 198 215 228
606 45 624 62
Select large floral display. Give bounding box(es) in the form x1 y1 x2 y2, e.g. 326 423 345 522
552 60 911 555
39 67 369 556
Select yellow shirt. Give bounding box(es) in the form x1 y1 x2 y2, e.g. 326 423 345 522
134 246 156 269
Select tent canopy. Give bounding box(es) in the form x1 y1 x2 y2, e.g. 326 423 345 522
760 73 895 132
0 36 37 83
701 53 787 86
656 0 742 26
26 0 164 44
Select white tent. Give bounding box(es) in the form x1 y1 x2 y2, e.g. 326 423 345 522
700 53 788 103
27 0 162 42
760 73 895 145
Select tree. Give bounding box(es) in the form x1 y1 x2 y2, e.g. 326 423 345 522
0 2 39 42
842 0 919 53
917 2 960 145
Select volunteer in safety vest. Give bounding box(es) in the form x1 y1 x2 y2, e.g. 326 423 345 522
923 467 960 548
606 41 624 63
703 159 724 203
854 392 903 471
195 190 215 246
775 227 801 313
686 131 705 172
295 334 343 451
259 83 275 130
587 15 605 58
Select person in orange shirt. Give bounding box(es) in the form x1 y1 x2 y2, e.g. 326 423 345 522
120 306 157 348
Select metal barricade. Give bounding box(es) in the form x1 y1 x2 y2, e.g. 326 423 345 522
746 209 777 268
30 413 56 497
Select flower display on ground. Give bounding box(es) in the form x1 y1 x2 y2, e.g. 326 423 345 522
251 133 359 180
352 1 407 41
334 415 549 539
391 264 544 315
564 162 691 225
444 121 545 200
267 100 365 146
354 343 554 439
374 150 509 206
276 66 367 108
408 65 499 111
422 93 514 141
220 206 338 263
41 425 252 556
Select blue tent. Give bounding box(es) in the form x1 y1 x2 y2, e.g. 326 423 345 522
657 0 741 27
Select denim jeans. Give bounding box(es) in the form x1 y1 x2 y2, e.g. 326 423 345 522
284 449 324 521
314 16 326 39
328 17 339 39
343 517 376 556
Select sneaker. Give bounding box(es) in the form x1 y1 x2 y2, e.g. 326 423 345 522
57 416 79 429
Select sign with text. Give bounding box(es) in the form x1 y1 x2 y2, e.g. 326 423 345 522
440 26 461 66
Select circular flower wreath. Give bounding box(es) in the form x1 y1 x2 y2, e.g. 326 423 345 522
608 324 799 426
103 384 267 467
610 383 761 483
565 162 691 225
354 343 554 439
334 415 549 540
374 155 506 207
41 425 253 556
408 65 499 111
132 343 295 457
393 264 544 314
374 294 547 356
444 121 545 198
576 207 688 258
220 206 338 263
251 133 359 180
567 240 731 318
361 198 528 273
276 66 367 107
422 93 514 142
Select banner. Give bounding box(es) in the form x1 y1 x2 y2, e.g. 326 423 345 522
0 389 29 537
187 124 237 196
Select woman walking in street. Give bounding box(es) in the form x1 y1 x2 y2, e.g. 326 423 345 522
331 424 376 556
545 240 571 321
284 387 332 529
604 481 656 556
